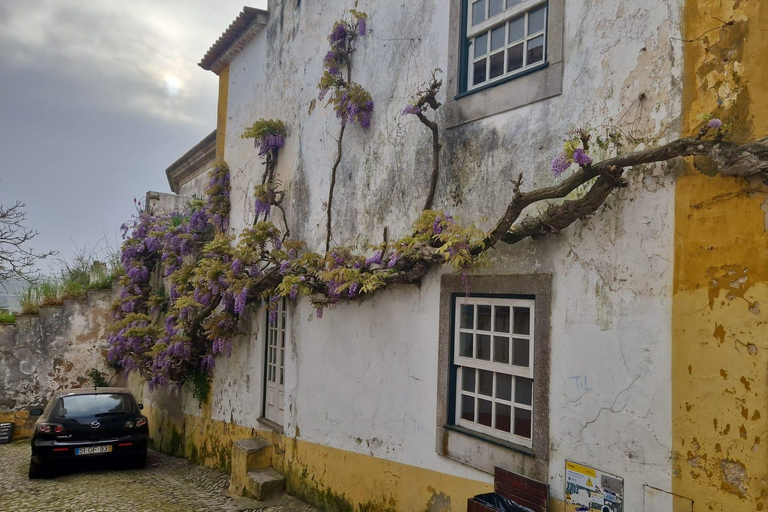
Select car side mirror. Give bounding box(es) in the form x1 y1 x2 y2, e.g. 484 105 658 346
29 408 44 417
138 403 144 410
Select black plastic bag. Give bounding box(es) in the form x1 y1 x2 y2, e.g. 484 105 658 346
472 493 535 512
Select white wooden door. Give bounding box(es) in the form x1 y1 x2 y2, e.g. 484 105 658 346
264 299 285 426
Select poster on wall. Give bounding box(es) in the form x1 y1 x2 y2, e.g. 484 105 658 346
565 460 624 512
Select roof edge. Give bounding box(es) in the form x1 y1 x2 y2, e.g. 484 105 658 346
199 7 268 74
166 130 217 194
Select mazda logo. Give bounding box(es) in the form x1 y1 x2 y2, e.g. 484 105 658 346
91 421 100 429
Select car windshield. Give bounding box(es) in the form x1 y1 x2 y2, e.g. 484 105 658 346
54 394 134 419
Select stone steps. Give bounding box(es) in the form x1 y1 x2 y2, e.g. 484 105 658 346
229 436 286 501
245 467 285 500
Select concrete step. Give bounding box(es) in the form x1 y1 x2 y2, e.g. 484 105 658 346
229 437 273 496
245 467 285 500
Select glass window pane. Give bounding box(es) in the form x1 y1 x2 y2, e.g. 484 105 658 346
495 306 510 333
527 35 544 65
496 373 512 401
496 403 511 432
477 305 492 330
472 0 486 25
515 377 533 405
514 408 532 438
509 16 525 43
528 6 546 34
474 33 488 59
460 304 474 329
461 395 475 421
478 369 493 396
473 59 487 86
489 0 504 17
478 399 492 426
477 334 491 360
491 25 505 51
506 0 522 7
493 336 510 364
489 52 504 79
513 307 530 334
461 367 476 392
460 332 473 357
507 43 524 72
512 338 530 366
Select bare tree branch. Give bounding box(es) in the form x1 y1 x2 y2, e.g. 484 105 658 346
0 201 56 284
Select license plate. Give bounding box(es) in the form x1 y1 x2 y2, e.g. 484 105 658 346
75 445 113 456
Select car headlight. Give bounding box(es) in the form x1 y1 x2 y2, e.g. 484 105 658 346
124 420 135 428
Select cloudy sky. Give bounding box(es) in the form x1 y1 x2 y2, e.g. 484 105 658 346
0 0 266 273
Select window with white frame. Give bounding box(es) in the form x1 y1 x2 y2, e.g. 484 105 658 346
453 296 534 447
466 0 548 90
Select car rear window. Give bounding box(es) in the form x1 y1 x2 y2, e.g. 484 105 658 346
54 394 135 418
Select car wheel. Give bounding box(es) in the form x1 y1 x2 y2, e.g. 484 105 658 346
131 449 147 469
28 458 46 479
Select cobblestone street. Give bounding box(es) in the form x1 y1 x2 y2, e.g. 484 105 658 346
0 442 316 512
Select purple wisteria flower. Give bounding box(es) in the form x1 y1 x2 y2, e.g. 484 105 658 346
402 104 421 116
387 253 401 268
254 197 271 218
551 153 570 178
357 18 367 36
707 118 723 130
572 148 593 167
289 285 298 300
316 307 324 318
279 260 291 274
234 288 248 315
347 281 359 298
365 250 383 266
255 133 285 156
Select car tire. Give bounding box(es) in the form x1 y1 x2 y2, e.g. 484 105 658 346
131 449 147 469
28 458 46 479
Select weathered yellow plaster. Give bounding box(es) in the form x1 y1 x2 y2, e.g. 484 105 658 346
216 64 230 161
674 1 768 510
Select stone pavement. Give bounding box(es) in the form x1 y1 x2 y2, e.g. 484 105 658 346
0 441 317 512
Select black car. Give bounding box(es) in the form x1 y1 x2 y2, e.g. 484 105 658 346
29 387 149 478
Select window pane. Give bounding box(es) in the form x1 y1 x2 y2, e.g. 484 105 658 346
507 43 524 72
513 307 530 334
496 403 512 432
512 338 530 367
528 6 546 34
461 395 475 421
478 369 494 396
461 367 476 392
496 373 512 401
489 51 505 79
508 16 525 43
489 0 504 17
491 25 505 51
472 0 486 25
515 377 533 405
474 33 488 59
494 306 510 333
460 332 474 357
527 35 544 65
473 59 487 86
506 0 522 7
478 399 493 427
477 334 491 360
493 336 510 364
460 304 474 329
514 408 532 438
477 305 492 330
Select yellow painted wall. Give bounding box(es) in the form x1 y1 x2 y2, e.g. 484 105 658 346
216 65 230 161
674 1 768 510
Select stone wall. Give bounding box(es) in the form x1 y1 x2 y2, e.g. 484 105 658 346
0 288 116 439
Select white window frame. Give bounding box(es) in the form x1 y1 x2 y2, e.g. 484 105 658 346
263 298 287 426
466 0 548 91
453 296 535 447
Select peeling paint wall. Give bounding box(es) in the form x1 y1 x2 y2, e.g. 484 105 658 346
672 1 768 510
144 0 693 509
0 289 116 439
